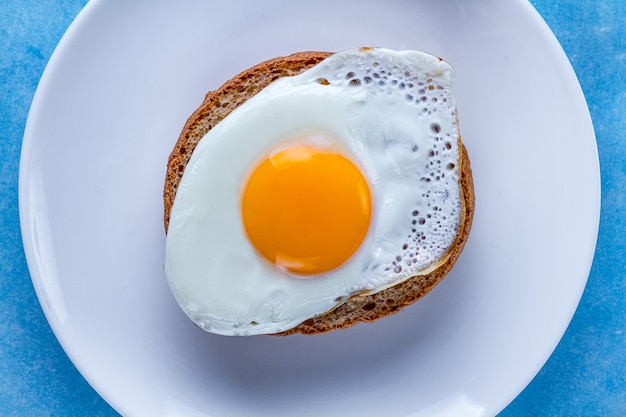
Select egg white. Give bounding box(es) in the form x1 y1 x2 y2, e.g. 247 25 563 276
165 48 460 335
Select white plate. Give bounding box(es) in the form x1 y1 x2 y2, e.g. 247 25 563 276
19 0 599 416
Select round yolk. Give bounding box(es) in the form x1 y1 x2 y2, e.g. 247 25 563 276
241 145 372 276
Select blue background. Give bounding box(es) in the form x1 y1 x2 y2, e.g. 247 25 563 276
1 1 624 415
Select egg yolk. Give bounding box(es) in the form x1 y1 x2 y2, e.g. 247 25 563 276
241 145 372 276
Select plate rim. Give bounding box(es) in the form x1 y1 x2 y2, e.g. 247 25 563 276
18 0 601 415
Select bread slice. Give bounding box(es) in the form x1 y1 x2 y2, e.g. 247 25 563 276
164 51 474 335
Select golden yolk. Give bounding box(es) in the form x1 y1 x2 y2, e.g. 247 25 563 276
241 145 372 276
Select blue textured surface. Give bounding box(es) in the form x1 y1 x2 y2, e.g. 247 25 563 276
0 1 623 416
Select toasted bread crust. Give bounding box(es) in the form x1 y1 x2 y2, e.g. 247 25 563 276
164 51 474 335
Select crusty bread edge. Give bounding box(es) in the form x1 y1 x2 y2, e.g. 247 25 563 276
163 51 474 336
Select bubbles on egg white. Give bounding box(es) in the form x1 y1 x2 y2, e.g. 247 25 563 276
309 51 460 283
322 58 455 123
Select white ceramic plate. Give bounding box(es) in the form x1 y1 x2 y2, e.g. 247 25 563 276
20 0 599 416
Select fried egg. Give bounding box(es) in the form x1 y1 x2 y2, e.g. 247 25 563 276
165 48 461 336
